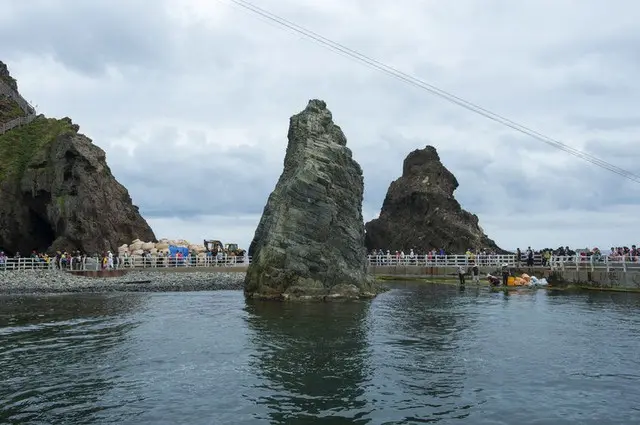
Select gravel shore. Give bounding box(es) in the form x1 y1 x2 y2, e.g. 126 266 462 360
0 270 246 294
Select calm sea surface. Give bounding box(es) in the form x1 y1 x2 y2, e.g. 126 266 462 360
1 284 640 424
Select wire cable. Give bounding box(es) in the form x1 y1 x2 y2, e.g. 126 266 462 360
221 0 640 183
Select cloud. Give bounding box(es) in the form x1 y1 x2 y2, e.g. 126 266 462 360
107 125 279 218
0 0 174 75
3 0 640 251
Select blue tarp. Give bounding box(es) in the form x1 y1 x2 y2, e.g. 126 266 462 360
168 245 189 257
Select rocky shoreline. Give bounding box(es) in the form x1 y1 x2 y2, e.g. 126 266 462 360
0 270 245 294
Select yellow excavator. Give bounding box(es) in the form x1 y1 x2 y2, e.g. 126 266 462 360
203 240 247 259
203 240 224 255
225 243 246 258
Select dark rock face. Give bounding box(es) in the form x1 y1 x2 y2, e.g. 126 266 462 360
365 146 502 254
0 61 18 91
0 68 156 256
0 61 24 123
245 99 376 301
0 61 155 255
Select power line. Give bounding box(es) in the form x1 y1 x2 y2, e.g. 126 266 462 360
221 0 640 184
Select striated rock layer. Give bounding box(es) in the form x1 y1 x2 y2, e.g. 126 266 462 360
365 146 502 254
245 99 377 301
0 61 155 255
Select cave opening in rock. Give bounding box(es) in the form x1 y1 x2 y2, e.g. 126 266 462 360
28 210 55 253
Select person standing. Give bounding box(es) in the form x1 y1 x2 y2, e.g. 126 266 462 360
501 263 510 286
457 265 466 285
526 247 534 267
472 263 480 284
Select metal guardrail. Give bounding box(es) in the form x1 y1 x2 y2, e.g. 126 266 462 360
0 255 252 271
366 254 640 272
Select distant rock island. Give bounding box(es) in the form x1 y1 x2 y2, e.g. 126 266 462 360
0 60 156 255
365 146 502 254
245 99 377 301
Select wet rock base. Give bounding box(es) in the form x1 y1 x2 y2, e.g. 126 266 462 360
245 282 387 302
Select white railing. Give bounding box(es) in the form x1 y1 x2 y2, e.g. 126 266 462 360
368 254 515 267
1 253 638 273
367 254 640 272
0 255 252 271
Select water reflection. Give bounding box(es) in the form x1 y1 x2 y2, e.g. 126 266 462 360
0 294 146 424
245 300 373 424
365 285 475 423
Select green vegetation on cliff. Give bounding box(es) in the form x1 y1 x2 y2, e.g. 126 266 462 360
55 194 67 215
0 97 24 123
0 117 74 181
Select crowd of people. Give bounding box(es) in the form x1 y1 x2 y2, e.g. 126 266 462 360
2 243 639 271
0 250 93 270
368 245 640 266
0 248 244 270
368 248 505 265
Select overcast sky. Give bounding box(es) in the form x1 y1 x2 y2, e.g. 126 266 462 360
2 0 640 251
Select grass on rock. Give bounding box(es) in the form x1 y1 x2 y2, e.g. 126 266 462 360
0 97 25 123
0 117 75 181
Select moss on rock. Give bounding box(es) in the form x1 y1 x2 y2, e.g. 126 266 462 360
0 116 74 181
0 97 24 123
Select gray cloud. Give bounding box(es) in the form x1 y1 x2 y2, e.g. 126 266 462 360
3 0 640 249
0 0 172 75
107 131 279 218
568 116 640 131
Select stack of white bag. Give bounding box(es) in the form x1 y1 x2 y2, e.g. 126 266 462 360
527 276 549 287
117 238 208 257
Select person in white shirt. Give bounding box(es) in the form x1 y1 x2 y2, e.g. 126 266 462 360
457 265 466 285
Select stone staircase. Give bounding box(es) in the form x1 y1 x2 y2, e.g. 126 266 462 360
0 78 37 135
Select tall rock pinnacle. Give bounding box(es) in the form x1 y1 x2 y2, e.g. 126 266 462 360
245 99 377 301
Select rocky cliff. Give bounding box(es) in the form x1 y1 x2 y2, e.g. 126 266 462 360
245 99 376 301
0 61 156 255
365 146 502 254
0 61 18 91
0 61 23 124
